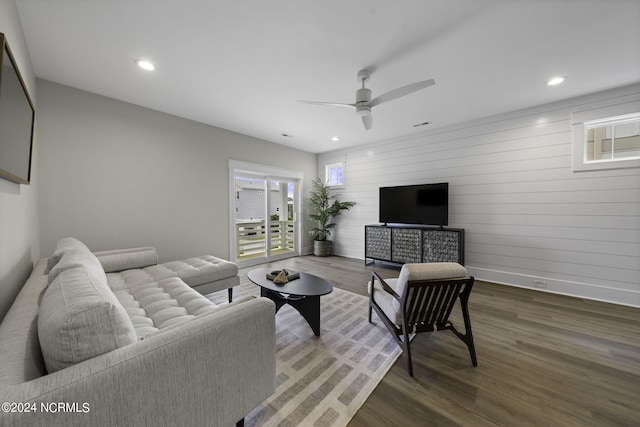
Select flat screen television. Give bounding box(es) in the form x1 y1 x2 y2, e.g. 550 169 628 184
379 182 448 226
0 33 35 185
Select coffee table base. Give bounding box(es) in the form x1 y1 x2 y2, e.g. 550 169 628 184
261 288 321 336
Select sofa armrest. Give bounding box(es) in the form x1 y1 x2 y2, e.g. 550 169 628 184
0 297 276 427
93 247 158 272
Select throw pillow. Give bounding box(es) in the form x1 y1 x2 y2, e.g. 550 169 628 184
44 237 92 274
38 266 137 373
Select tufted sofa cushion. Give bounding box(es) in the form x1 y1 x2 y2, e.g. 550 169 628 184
112 277 219 338
106 265 178 291
38 266 138 373
106 255 238 291
159 255 239 287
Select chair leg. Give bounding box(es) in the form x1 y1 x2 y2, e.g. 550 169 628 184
228 287 233 303
402 326 414 377
459 294 478 366
466 336 478 367
368 304 372 323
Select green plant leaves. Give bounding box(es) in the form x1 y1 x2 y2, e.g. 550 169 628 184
307 178 355 241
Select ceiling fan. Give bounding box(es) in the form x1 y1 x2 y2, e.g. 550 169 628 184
299 69 435 130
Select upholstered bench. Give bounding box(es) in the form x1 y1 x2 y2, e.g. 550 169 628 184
96 248 240 301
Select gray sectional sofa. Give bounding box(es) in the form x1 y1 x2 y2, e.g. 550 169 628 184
0 237 276 427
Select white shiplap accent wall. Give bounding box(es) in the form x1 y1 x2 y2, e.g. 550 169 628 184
319 84 640 307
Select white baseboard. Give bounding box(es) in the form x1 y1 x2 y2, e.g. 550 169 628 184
466 266 640 308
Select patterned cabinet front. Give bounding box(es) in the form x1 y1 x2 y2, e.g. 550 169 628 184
423 230 462 263
391 228 421 263
365 226 391 260
365 225 465 265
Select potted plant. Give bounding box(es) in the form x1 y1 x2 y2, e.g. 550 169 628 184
308 178 356 256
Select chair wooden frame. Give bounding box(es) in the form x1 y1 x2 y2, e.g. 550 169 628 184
368 271 477 377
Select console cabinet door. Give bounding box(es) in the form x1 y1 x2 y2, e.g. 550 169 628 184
365 226 391 260
391 228 421 263
423 230 462 263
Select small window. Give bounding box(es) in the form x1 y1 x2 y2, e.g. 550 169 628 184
573 110 640 172
585 113 640 162
325 163 345 187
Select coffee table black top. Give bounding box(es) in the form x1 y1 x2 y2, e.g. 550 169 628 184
247 268 333 297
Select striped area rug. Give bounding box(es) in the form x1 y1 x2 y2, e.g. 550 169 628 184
207 282 401 427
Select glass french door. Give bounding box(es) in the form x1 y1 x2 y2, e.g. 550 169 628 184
230 161 301 267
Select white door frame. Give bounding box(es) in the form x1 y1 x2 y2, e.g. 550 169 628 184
229 160 303 267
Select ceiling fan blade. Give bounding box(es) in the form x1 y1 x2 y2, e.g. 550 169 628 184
369 78 435 107
362 114 373 130
298 100 356 109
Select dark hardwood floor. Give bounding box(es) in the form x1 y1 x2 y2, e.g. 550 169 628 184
239 255 640 427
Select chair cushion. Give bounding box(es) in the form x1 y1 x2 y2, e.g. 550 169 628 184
368 278 404 324
395 263 467 301
370 263 468 325
399 262 468 281
38 267 138 373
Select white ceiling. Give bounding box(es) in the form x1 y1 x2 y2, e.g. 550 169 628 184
15 0 640 154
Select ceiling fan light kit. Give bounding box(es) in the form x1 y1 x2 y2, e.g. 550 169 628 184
299 69 435 131
356 106 371 117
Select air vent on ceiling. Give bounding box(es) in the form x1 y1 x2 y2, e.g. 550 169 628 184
413 121 431 128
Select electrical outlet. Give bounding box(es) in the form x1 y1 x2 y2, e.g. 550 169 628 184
534 279 547 289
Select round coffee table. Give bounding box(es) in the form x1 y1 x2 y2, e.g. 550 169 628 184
247 268 333 336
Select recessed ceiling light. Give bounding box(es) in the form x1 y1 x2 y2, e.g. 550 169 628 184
331 136 340 142
547 76 565 86
135 59 155 71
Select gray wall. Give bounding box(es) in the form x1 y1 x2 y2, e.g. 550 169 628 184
37 80 317 262
0 0 39 321
319 84 640 307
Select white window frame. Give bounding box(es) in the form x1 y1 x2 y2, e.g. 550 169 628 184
584 113 640 161
325 162 345 188
572 100 640 172
324 162 346 188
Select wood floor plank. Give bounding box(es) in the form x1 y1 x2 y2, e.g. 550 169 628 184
238 256 640 426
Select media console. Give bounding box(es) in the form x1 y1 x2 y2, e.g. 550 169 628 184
365 224 464 266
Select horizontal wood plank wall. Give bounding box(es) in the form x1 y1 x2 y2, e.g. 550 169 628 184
319 84 640 307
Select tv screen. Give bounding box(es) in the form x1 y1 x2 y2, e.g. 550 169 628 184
379 183 448 226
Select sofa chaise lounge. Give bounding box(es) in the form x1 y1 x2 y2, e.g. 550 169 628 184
0 237 275 426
